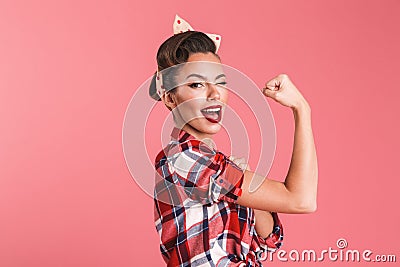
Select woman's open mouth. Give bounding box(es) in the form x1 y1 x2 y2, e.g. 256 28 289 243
200 105 222 123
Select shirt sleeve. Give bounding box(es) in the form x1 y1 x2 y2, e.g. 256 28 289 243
256 212 284 253
170 139 244 205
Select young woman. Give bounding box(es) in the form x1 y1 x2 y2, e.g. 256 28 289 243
150 30 318 267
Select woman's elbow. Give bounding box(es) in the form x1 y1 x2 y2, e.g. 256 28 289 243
291 199 317 213
300 202 317 213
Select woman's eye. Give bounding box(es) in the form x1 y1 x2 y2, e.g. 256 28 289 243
188 81 227 88
188 82 205 89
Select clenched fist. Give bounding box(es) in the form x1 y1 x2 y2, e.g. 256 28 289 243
262 74 310 110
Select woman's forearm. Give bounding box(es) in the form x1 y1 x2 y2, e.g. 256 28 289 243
284 100 318 212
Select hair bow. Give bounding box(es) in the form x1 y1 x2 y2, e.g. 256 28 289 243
156 14 222 99
173 14 221 53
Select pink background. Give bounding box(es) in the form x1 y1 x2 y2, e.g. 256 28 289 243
1 0 399 266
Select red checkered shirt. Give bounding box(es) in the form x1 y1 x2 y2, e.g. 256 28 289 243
154 127 283 266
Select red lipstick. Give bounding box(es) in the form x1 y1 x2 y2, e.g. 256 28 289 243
200 105 222 123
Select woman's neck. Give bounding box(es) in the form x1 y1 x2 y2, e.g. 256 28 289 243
181 124 216 150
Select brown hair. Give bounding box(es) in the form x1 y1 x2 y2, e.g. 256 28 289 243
149 31 220 101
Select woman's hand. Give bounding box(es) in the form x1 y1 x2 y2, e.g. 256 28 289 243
262 74 310 111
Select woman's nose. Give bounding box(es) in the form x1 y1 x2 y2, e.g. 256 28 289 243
207 82 220 101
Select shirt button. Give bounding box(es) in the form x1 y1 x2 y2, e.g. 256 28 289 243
219 179 224 183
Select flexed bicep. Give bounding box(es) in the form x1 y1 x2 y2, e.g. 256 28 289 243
236 170 315 214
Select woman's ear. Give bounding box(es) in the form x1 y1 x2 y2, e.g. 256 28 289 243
161 91 177 111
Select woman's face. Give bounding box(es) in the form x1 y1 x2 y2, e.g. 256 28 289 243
165 52 228 139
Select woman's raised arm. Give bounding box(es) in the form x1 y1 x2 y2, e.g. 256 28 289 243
236 74 318 214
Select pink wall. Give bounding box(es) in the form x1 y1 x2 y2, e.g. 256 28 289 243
1 0 399 266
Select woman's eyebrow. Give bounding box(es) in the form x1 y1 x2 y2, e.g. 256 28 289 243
185 73 226 80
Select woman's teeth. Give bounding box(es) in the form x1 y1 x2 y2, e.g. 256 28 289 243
202 107 221 113
201 106 221 123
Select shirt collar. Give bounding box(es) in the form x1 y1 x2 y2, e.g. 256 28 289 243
170 127 217 152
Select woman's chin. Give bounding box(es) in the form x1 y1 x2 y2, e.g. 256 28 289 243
195 119 222 135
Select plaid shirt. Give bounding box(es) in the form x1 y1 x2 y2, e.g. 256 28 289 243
154 127 283 266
